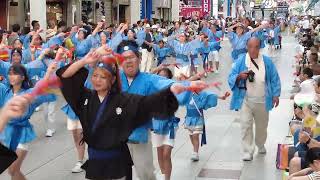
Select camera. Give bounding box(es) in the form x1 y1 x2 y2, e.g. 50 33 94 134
247 70 255 82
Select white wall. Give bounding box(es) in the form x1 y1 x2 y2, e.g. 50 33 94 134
130 0 141 24
171 0 179 21
29 0 47 31
8 0 26 29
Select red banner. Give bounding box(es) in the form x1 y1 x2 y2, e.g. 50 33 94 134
202 0 211 17
180 7 203 18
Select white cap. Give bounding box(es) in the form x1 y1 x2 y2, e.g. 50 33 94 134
152 25 158 29
185 20 190 23
145 24 151 28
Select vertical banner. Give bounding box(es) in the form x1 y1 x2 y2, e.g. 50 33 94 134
140 0 146 19
146 0 152 20
227 0 231 16
212 0 218 17
202 0 211 17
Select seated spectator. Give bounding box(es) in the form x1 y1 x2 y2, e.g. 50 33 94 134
290 77 320 174
291 68 315 100
289 147 320 180
309 53 320 76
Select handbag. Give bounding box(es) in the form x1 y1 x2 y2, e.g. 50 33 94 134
276 144 290 170
276 136 295 170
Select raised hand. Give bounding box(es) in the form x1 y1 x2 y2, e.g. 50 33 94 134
170 83 187 95
1 95 32 120
83 50 101 64
96 45 112 56
219 92 231 100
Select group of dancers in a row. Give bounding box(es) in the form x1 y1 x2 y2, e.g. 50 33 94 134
0 17 282 180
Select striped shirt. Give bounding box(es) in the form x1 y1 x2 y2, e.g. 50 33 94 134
308 172 320 180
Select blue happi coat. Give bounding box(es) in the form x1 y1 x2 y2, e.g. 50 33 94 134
152 44 171 65
120 71 190 143
0 83 55 150
228 31 253 61
167 37 201 66
70 33 95 59
184 91 218 128
228 54 281 111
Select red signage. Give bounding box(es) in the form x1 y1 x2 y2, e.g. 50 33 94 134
202 0 211 16
180 7 203 18
179 0 211 18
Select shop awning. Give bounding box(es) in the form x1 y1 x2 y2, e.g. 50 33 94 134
306 0 320 11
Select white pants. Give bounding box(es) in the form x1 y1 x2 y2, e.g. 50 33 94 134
92 177 125 180
140 49 154 72
127 136 156 180
240 99 269 155
208 51 219 62
174 65 190 78
43 101 56 130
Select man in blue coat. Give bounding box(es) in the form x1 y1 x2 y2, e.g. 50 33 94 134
228 37 281 161
118 41 192 180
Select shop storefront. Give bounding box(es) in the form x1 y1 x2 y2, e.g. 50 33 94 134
153 0 171 21
46 0 66 23
113 0 130 24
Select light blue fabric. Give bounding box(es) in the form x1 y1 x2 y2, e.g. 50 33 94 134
228 31 254 60
201 27 211 36
120 71 175 143
273 26 281 45
208 31 223 43
199 42 219 54
151 80 192 137
70 32 93 59
154 33 164 43
21 48 42 64
0 85 55 150
184 92 218 127
228 54 281 111
253 31 268 48
152 44 171 64
42 35 64 49
121 71 192 143
152 117 180 139
167 37 201 66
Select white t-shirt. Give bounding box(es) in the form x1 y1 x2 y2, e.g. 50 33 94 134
301 19 310 29
246 54 266 103
300 79 315 94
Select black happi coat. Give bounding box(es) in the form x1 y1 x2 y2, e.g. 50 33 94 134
56 65 178 179
0 143 17 174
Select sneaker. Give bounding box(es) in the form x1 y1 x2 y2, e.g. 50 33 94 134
191 152 199 161
214 70 219 74
155 172 165 180
242 153 253 161
72 161 83 173
45 129 56 137
204 72 208 78
258 146 267 154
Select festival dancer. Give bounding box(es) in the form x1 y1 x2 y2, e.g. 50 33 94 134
0 63 56 180
56 48 195 180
